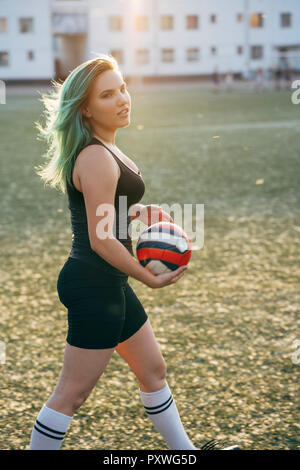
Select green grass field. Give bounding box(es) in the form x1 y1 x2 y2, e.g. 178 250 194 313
0 85 299 450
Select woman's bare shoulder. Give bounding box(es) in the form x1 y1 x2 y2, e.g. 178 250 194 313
73 144 120 192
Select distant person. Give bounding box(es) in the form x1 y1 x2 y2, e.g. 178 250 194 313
276 57 288 90
284 66 292 90
29 54 240 450
224 71 234 91
212 67 220 93
275 66 282 90
255 68 265 91
263 68 273 91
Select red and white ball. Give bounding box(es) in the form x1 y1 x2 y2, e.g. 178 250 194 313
136 222 192 275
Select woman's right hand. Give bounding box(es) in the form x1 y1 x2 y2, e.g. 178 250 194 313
144 265 188 289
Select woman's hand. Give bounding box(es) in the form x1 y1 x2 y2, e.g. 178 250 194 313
131 204 174 227
144 265 188 289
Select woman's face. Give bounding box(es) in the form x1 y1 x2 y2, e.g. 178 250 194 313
82 69 131 131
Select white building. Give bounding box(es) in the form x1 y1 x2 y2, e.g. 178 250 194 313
1 0 300 81
54 0 300 80
0 0 54 80
52 0 88 79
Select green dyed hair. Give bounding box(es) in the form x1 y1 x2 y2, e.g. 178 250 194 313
35 54 120 194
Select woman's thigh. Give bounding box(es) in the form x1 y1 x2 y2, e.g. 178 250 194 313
54 342 115 396
118 283 148 345
52 276 128 412
116 292 166 388
47 342 115 414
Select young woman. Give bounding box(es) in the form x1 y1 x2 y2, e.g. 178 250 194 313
29 55 239 451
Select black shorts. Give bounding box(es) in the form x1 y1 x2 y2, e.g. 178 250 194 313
57 257 148 349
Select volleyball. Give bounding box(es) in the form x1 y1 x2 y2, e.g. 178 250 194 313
136 222 192 275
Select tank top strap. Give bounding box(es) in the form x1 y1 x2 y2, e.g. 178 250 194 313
88 137 141 177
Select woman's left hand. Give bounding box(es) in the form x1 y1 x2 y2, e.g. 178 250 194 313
139 204 174 226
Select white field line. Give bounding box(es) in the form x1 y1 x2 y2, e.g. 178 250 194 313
129 120 300 134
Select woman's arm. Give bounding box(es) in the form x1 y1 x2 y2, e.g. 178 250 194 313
76 146 185 288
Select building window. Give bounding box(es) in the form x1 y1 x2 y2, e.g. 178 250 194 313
250 13 264 28
0 18 7 33
19 18 34 33
281 13 291 28
236 13 243 22
237 46 243 55
28 50 34 61
161 48 174 63
210 14 217 24
135 16 148 31
160 15 173 31
109 16 122 31
136 49 149 65
186 48 199 62
251 45 263 60
110 50 123 65
0 51 9 66
211 46 217 56
186 15 198 30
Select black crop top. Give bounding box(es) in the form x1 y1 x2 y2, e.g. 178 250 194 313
66 137 145 277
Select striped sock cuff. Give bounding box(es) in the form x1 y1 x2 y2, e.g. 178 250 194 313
143 394 174 415
34 419 66 441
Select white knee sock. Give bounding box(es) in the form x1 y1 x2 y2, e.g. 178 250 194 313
139 382 196 450
29 404 72 450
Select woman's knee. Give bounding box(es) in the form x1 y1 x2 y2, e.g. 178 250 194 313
47 386 92 414
149 356 167 378
139 358 167 388
70 389 91 411
158 358 167 379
